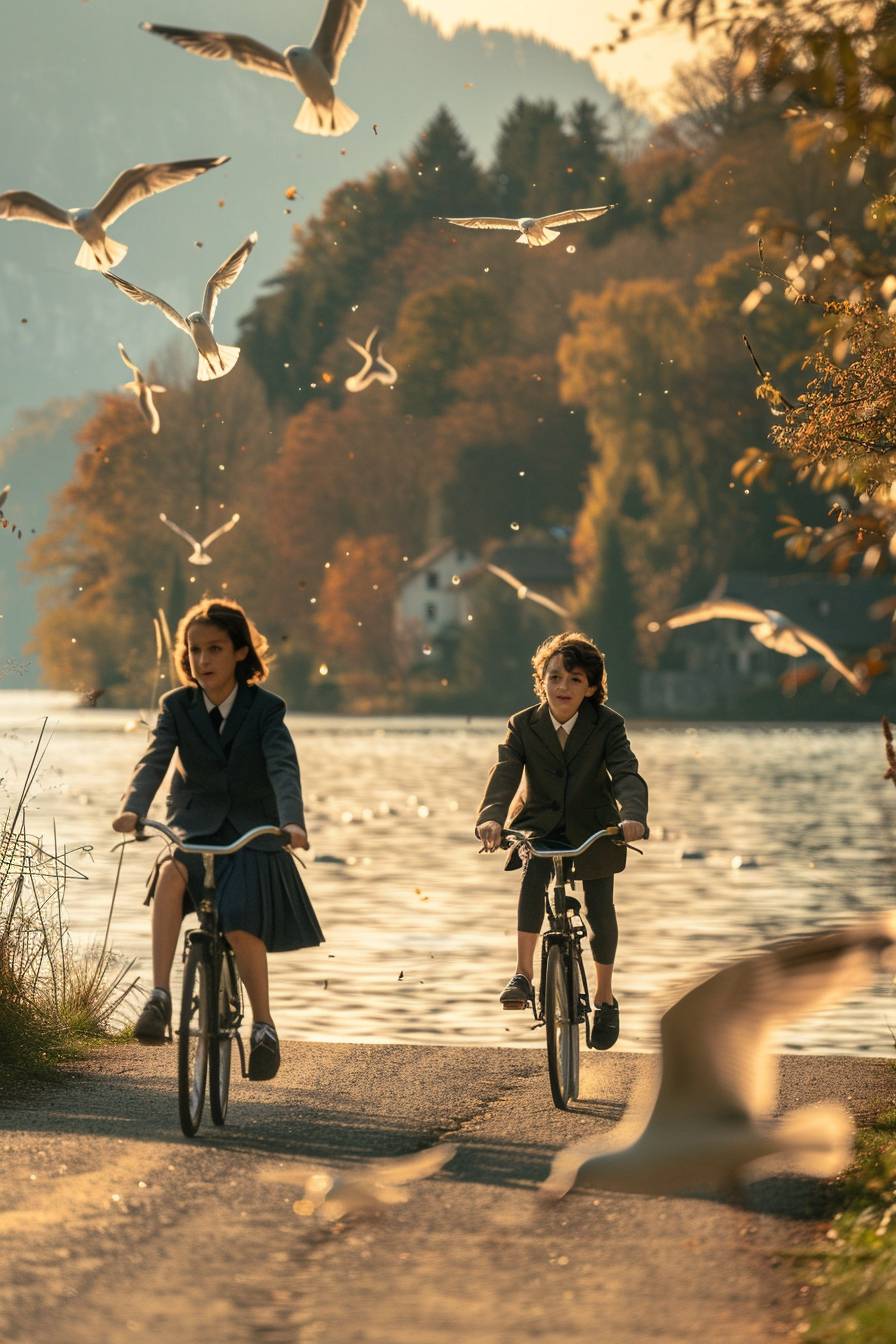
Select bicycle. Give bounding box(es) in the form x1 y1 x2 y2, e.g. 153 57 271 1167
501 825 626 1110
135 817 289 1137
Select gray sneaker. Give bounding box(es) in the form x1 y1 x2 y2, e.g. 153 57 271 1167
134 987 172 1044
499 974 533 1010
248 1022 281 1080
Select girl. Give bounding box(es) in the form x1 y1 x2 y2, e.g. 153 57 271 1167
112 597 322 1080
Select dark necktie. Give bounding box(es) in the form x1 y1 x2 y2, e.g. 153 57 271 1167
208 705 224 734
556 724 568 751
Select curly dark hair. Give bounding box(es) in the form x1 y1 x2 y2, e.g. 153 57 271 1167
173 598 272 686
531 631 608 704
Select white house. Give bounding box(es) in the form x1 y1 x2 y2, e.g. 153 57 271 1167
394 541 480 655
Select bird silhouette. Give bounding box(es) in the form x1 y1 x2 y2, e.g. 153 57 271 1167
0 157 228 271
344 328 398 392
543 914 896 1200
661 598 869 693
105 233 257 381
117 343 165 435
159 512 240 565
440 205 612 248
141 0 366 137
485 562 571 619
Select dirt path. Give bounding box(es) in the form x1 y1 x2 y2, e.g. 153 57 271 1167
1 1045 891 1344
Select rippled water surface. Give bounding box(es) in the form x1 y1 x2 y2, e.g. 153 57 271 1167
1 691 894 1053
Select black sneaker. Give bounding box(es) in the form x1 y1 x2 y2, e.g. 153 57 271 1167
499 974 533 1010
134 988 172 1044
248 1022 281 1080
591 998 620 1050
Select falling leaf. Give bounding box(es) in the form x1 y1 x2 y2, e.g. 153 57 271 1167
372 123 379 135
285 185 298 200
398 971 404 980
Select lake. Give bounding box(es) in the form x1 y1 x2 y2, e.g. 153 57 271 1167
1 690 894 1054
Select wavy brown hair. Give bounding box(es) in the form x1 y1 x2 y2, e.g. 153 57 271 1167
531 632 608 705
174 598 272 686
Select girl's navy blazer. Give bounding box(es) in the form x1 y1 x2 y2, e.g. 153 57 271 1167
475 699 649 879
120 682 304 851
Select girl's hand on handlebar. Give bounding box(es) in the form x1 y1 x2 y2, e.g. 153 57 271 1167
620 820 645 843
284 824 310 850
476 821 503 852
112 812 138 834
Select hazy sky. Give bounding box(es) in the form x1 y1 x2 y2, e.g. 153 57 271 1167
412 0 704 105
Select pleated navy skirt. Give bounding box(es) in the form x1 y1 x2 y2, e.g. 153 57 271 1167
144 821 324 953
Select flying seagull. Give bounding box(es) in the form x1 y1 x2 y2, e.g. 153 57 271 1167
543 913 896 1200
485 562 571 620
0 157 228 271
159 511 240 565
141 0 367 137
439 206 613 248
117 343 166 435
292 1144 456 1222
104 232 257 381
344 328 398 392
660 598 868 693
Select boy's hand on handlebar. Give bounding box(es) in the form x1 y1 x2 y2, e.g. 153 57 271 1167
476 821 503 852
284 824 310 850
112 812 138 834
620 820 645 843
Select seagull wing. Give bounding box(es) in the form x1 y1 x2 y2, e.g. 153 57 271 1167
649 915 896 1129
94 157 230 226
538 205 613 228
485 563 571 619
364 1144 457 1187
143 388 161 436
748 621 810 658
778 622 869 692
139 22 293 80
440 215 520 231
159 513 199 548
202 232 258 324
201 513 240 548
0 190 70 228
117 342 141 376
663 598 770 629
364 327 380 352
310 0 366 82
105 272 189 333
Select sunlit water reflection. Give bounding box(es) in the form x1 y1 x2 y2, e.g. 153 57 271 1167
1 691 894 1053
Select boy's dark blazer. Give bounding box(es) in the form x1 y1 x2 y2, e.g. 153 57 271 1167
120 682 304 852
475 698 649 879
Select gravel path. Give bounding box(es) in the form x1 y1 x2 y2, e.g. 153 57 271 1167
1 1044 891 1344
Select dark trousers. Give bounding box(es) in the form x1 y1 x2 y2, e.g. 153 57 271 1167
518 856 618 963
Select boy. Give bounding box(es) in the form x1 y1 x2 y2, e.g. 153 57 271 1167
475 632 648 1049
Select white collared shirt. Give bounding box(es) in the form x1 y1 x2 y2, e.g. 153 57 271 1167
549 709 578 735
202 683 238 730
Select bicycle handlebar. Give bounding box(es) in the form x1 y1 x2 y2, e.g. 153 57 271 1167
501 825 624 859
134 817 288 855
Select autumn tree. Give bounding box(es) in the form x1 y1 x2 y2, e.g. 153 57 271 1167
313 532 404 689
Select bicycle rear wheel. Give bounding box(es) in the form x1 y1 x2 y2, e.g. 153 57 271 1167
209 949 237 1126
545 944 579 1109
178 941 211 1136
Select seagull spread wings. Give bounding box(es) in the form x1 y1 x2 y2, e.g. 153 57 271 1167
203 232 258 324
104 272 189 333
311 0 367 82
663 598 867 692
201 513 240 547
538 206 612 228
93 158 229 226
117 342 141 376
0 191 71 228
140 23 293 79
159 514 200 548
485 562 571 620
440 216 523 232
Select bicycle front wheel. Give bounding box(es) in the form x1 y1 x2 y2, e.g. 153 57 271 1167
178 941 211 1136
544 944 579 1110
209 949 237 1126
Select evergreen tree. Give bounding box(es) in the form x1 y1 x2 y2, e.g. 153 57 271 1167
404 106 485 218
491 98 570 215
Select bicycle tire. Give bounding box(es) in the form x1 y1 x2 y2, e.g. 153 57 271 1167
545 944 578 1110
209 949 235 1126
178 940 211 1136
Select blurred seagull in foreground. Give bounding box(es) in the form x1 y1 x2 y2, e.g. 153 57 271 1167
159 512 240 565
543 913 896 1200
105 233 257 381
292 1144 456 1222
485 562 571 620
440 205 613 248
117 343 166 435
0 157 228 271
660 598 869 693
141 0 366 137
344 328 398 392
